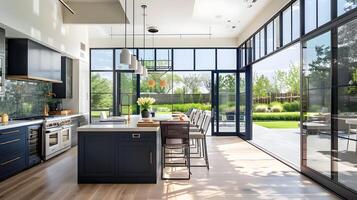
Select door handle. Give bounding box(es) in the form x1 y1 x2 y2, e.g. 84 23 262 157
1 156 21 166
150 152 153 164
0 138 20 146
0 130 19 135
132 133 141 139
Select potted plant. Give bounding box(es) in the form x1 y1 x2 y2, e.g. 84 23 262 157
137 97 156 118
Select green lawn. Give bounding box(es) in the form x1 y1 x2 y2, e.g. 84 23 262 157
254 121 299 129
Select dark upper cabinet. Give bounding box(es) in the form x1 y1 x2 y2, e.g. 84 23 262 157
0 28 5 96
0 28 5 55
52 57 73 98
7 39 61 83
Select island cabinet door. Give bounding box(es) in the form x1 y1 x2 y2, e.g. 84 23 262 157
117 135 156 181
78 133 117 180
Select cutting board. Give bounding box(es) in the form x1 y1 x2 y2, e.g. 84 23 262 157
137 120 160 127
49 109 72 116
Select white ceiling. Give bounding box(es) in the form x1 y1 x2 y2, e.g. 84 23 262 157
87 0 272 39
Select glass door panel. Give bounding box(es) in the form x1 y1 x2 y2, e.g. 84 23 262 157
118 72 138 115
239 72 246 134
212 72 237 135
302 31 331 177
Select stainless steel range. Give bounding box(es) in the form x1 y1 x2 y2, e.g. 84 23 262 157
43 118 72 160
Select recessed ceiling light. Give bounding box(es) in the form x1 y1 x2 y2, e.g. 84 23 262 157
215 15 222 19
227 20 231 23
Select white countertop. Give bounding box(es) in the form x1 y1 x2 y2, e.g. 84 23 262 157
0 113 87 131
78 115 159 132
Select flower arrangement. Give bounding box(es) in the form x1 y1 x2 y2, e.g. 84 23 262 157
137 97 156 110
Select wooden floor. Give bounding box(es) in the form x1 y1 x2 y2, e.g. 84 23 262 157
0 137 339 200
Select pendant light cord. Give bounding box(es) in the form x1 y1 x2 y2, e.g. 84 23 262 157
124 0 127 48
143 5 146 62
132 0 135 50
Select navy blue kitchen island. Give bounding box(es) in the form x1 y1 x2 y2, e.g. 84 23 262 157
77 117 160 184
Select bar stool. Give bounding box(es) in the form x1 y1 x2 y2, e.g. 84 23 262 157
190 114 211 169
160 121 191 180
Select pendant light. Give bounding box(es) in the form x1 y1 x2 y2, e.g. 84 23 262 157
129 0 137 70
136 4 147 75
120 0 131 65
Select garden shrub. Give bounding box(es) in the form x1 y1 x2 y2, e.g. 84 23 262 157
269 101 282 107
283 101 300 112
253 112 300 121
152 103 211 113
271 104 283 112
255 104 268 112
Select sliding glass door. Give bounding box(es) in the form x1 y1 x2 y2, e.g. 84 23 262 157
212 72 238 136
116 72 138 115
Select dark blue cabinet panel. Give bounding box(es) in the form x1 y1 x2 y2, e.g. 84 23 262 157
78 131 158 183
0 126 28 181
78 133 116 179
117 141 155 178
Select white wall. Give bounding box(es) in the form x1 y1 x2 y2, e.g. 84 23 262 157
62 59 90 115
0 0 89 60
236 0 290 46
89 37 238 48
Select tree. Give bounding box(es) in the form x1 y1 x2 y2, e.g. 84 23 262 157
91 74 113 109
181 74 202 94
272 70 287 94
286 64 300 94
253 73 272 97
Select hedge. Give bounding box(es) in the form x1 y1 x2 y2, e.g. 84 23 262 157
152 103 211 113
253 112 300 121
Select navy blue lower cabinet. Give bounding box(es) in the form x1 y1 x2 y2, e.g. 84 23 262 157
78 131 158 183
0 127 28 181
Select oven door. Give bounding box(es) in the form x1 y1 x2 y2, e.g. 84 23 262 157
60 127 71 149
45 130 60 157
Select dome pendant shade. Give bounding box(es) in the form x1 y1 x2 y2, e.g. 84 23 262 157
130 55 138 70
135 62 143 74
120 48 131 65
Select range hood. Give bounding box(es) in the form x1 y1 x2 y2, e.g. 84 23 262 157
7 39 62 83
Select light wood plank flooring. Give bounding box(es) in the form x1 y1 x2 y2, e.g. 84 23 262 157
0 137 339 200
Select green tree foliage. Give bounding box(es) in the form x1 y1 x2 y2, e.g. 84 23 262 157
286 64 300 94
253 73 272 97
91 73 113 109
219 74 236 92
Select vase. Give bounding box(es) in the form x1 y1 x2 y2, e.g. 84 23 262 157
141 109 150 118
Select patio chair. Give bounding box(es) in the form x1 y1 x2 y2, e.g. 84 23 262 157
345 119 357 150
160 121 191 180
189 114 211 169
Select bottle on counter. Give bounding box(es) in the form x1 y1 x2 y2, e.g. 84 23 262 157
2 113 9 123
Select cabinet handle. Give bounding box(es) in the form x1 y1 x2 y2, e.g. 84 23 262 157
132 133 141 139
0 130 19 135
150 152 153 165
0 138 20 146
1 156 21 166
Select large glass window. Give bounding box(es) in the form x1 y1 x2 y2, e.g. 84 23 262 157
156 49 172 70
195 49 215 70
266 21 274 54
292 0 300 40
90 72 113 121
336 18 357 192
239 72 246 134
338 0 357 16
254 33 260 60
283 6 292 46
252 43 301 167
305 0 331 33
217 49 237 70
274 17 280 50
302 32 331 177
173 49 194 70
260 29 265 57
305 0 317 33
317 0 331 27
91 49 113 70
138 49 155 69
